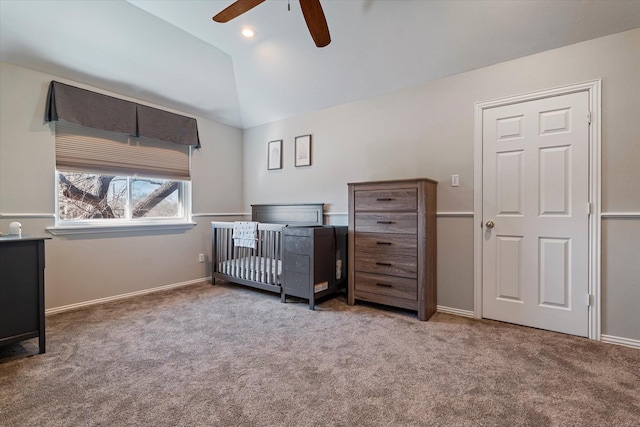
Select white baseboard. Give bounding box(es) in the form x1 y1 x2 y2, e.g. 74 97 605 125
45 277 211 316
436 305 475 318
431 312 639 348
600 334 640 349
0 212 56 218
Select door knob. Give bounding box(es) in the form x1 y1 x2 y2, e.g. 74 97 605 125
485 220 495 229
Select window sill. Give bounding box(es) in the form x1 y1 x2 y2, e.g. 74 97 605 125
46 222 196 236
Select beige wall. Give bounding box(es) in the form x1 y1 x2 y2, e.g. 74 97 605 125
0 62 244 310
242 29 640 340
2 29 638 342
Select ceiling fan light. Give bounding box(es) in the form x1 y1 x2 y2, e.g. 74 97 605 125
242 27 256 38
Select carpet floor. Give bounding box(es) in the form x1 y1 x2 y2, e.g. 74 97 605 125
1 281 638 427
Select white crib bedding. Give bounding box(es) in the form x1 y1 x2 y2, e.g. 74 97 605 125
218 256 282 282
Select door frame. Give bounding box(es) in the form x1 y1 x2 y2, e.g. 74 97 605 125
473 80 602 340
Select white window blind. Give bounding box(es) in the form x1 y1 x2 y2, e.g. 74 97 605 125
55 120 191 180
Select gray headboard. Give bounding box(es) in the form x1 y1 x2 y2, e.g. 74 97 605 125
251 203 324 226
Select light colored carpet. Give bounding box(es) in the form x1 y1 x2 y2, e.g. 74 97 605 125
1 281 638 426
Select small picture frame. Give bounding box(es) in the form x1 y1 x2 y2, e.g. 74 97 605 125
267 140 282 170
295 134 312 167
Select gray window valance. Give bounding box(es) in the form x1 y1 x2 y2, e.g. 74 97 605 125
45 81 201 148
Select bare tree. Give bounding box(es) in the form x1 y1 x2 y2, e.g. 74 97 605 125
59 174 117 218
132 181 179 217
58 173 179 220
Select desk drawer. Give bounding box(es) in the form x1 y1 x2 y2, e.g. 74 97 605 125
354 213 417 234
355 272 417 300
354 188 417 211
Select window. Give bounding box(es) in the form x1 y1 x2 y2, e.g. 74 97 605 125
57 172 185 222
51 121 193 232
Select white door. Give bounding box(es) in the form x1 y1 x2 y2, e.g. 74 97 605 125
482 91 590 336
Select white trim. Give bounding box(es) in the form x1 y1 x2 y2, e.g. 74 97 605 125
45 277 209 315
0 213 56 218
437 212 474 217
590 81 602 340
327 211 476 218
191 211 477 219
473 96 485 320
192 213 248 217
327 211 476 217
46 222 196 235
193 211 477 219
601 212 640 218
437 305 475 318
601 334 640 350
473 80 602 340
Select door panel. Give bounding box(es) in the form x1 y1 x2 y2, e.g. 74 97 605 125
496 150 524 215
538 237 570 308
496 236 523 302
482 91 589 337
539 146 571 215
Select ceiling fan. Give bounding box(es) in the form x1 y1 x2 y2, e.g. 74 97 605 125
213 0 331 48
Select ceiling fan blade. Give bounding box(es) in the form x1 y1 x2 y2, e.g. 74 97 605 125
213 0 266 23
299 0 331 47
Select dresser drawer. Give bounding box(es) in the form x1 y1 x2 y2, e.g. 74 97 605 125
354 188 417 211
355 272 417 300
354 213 417 234
355 253 417 278
355 232 417 257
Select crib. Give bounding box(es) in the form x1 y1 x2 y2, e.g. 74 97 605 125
211 203 347 308
211 222 285 294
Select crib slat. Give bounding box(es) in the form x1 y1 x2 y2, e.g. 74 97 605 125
270 230 275 284
251 237 257 282
212 223 286 287
227 227 231 274
267 229 271 283
222 228 227 274
221 227 225 275
273 229 278 284
256 229 262 282
262 230 267 283
216 228 220 273
240 248 247 279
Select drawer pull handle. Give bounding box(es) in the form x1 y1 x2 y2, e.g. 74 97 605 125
376 283 392 288
376 221 394 224
376 241 392 245
376 198 393 201
376 262 392 266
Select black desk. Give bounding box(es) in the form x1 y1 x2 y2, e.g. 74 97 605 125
0 235 50 354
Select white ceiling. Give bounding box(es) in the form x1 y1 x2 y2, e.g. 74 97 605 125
1 0 639 129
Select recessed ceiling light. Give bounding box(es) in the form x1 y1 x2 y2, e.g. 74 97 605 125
242 27 255 38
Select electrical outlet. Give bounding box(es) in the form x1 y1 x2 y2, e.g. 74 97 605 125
198 253 205 263
451 174 460 187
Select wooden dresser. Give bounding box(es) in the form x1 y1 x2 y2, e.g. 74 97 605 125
348 178 437 321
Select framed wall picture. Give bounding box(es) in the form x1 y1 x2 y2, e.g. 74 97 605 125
295 134 311 167
267 140 282 170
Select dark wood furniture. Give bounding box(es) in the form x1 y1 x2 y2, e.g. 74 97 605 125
0 235 50 353
251 203 324 226
212 204 347 308
348 179 437 321
282 226 347 309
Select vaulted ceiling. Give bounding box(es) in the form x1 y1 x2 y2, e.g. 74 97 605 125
1 0 639 129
